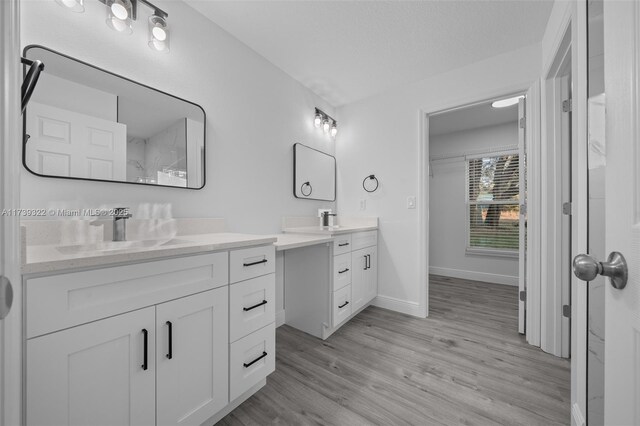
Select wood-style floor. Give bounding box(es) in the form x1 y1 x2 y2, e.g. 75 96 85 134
217 275 571 425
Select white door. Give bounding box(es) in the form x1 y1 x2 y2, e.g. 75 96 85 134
364 245 378 305
600 2 640 423
518 97 527 334
26 307 156 426
351 247 368 312
156 287 229 426
25 102 127 180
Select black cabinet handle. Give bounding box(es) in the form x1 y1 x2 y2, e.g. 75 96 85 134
243 351 268 368
364 255 369 270
338 268 350 274
338 301 349 309
367 254 371 269
166 321 173 360
141 329 148 371
243 300 268 311
243 258 268 267
338 242 350 247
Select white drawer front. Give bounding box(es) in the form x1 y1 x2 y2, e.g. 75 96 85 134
332 253 352 291
332 285 352 327
332 234 352 256
230 245 276 284
230 274 275 342
230 323 275 401
351 230 377 251
26 252 228 339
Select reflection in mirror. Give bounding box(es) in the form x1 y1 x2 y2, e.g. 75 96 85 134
587 0 605 424
23 46 205 189
293 143 336 201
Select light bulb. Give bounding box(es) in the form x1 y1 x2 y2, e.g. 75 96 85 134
322 119 330 133
55 0 84 12
111 2 128 19
149 15 170 52
314 113 322 128
330 123 338 137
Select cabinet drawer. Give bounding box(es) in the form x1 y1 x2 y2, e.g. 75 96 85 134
230 323 275 401
351 230 377 251
332 285 352 327
230 245 275 283
332 234 352 256
332 253 351 291
230 274 275 342
26 252 228 339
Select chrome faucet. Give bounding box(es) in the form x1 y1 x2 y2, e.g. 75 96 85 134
112 207 132 242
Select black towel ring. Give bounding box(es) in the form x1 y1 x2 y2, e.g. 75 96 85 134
363 175 379 193
301 181 312 197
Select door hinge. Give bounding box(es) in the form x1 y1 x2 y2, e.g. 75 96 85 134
562 304 571 318
519 117 526 129
562 202 572 216
562 99 572 113
519 290 526 302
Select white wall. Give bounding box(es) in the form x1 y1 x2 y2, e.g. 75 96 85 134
20 0 337 233
336 43 541 316
429 122 519 286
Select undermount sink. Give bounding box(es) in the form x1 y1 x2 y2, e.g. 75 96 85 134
56 238 190 255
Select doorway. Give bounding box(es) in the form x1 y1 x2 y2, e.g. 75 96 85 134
427 94 526 334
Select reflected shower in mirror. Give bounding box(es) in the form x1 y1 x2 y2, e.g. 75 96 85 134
293 143 336 201
23 45 205 189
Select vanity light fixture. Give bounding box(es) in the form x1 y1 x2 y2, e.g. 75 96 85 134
56 0 169 52
55 0 85 13
313 108 338 139
491 95 524 108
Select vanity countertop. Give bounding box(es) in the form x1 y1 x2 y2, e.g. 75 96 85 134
269 233 334 251
282 224 378 236
23 233 277 275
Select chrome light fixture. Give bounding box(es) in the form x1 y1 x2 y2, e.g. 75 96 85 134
106 0 133 34
148 14 170 52
55 0 85 13
314 108 338 139
56 0 170 52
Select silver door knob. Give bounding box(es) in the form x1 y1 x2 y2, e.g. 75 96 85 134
572 251 628 289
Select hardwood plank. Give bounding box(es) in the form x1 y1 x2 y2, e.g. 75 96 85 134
215 275 570 425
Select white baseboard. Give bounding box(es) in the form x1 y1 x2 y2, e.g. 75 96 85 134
372 295 424 317
276 310 285 328
204 379 266 424
571 403 586 426
429 266 518 286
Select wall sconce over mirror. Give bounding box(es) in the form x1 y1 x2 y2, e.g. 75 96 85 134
313 108 337 139
55 0 170 52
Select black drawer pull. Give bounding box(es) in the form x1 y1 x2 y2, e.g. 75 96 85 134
141 329 148 371
244 351 268 368
166 321 173 360
338 242 350 247
243 300 268 311
243 258 268 267
338 268 350 274
338 301 349 309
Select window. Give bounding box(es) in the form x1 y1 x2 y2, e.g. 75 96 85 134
466 154 520 255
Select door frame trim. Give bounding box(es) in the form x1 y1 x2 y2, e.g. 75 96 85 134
1 0 23 424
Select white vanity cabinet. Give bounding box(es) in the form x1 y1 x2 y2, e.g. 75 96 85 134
284 230 377 340
24 243 276 426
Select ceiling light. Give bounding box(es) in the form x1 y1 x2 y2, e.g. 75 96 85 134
106 0 133 34
330 122 338 137
148 14 170 52
491 96 524 108
55 0 85 13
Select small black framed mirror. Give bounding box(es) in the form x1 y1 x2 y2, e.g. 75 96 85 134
293 143 336 201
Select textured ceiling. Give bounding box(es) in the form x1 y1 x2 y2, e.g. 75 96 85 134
429 98 519 136
186 0 553 107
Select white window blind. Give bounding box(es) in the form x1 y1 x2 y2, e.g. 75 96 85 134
467 154 520 253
